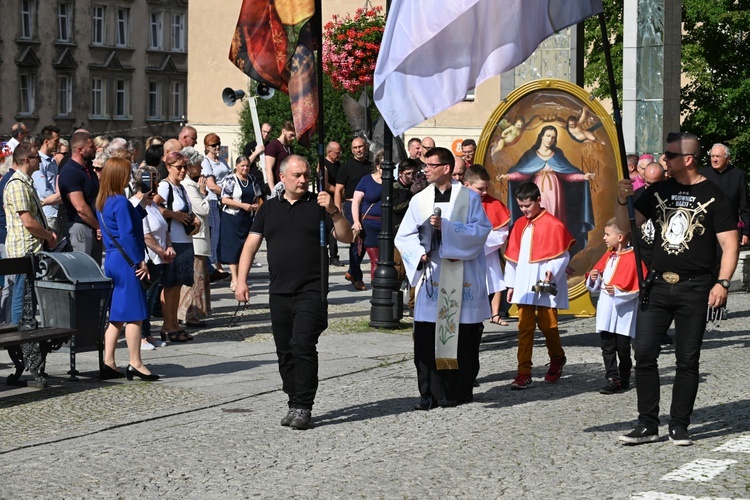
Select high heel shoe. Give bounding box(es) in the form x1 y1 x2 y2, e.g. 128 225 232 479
101 364 125 380
126 365 160 381
160 331 167 342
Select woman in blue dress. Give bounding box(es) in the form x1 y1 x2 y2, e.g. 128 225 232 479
96 157 160 381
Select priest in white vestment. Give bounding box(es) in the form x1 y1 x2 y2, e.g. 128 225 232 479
395 147 491 410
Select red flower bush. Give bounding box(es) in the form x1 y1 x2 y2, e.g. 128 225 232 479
322 7 386 93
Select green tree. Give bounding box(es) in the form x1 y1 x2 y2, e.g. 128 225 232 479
583 0 623 102
585 1 750 170
238 73 364 169
682 2 750 165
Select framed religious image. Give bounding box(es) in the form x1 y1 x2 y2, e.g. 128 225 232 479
476 79 623 316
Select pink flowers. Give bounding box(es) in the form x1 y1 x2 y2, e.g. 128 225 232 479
322 7 385 93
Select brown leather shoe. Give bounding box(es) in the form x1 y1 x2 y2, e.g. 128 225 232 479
353 280 366 291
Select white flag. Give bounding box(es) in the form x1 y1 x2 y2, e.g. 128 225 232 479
373 0 603 136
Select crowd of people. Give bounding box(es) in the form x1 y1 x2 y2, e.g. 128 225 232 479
0 122 270 381
2 120 745 443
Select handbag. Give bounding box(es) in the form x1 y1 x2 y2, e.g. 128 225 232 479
99 216 152 291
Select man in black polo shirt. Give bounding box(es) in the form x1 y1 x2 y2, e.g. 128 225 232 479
334 137 372 291
58 131 101 263
235 155 352 430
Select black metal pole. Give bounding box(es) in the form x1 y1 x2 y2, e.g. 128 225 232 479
370 0 402 328
315 0 328 299
598 12 645 289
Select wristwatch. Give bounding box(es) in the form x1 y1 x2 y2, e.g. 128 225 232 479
717 279 731 289
327 206 340 216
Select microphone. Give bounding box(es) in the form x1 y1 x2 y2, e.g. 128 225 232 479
431 207 441 251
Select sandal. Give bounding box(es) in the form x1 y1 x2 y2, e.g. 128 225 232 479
180 329 194 341
167 331 189 342
490 314 510 326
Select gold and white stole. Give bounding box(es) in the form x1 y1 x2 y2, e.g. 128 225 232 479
413 184 470 370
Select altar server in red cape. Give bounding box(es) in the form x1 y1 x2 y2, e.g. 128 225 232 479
586 218 647 395
505 181 574 390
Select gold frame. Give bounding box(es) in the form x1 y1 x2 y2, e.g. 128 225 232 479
477 79 623 317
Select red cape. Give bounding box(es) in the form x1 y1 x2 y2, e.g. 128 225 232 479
589 247 646 293
505 210 574 264
482 195 511 229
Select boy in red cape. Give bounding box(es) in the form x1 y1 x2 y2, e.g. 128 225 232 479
505 181 574 390
463 165 511 325
586 218 646 394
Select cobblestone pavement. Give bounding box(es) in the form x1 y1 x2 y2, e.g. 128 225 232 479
1 246 749 499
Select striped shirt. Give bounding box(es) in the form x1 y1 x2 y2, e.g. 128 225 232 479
4 169 45 257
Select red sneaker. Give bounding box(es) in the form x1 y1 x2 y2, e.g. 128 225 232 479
510 373 532 390
544 355 567 383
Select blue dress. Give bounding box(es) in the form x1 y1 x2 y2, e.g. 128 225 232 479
97 195 148 322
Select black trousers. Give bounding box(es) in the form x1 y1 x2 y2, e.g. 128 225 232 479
634 275 711 430
269 291 328 410
600 331 632 380
413 321 483 403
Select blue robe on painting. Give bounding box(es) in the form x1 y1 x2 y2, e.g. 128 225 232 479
506 147 595 256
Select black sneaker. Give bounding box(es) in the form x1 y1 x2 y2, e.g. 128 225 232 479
619 424 659 445
289 409 312 430
599 378 623 394
669 426 693 446
280 408 295 427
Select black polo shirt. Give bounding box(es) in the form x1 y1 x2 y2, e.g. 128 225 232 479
337 158 373 199
58 158 99 225
250 192 332 293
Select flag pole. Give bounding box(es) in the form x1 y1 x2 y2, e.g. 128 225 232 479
315 0 328 300
598 12 645 289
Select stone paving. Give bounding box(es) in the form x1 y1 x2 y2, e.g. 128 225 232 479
0 245 749 498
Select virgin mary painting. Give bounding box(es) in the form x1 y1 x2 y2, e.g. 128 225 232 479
500 124 595 256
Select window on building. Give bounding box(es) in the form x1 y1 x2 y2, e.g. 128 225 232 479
115 79 130 118
92 78 106 117
149 12 163 50
57 75 73 115
20 74 36 115
116 8 130 47
57 3 71 42
20 0 35 40
148 81 162 119
92 6 105 45
170 81 184 119
171 13 185 52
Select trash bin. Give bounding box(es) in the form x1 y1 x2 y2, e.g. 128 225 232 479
34 251 112 356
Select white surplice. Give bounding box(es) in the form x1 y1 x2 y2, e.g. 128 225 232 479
505 224 570 309
395 181 492 324
485 225 509 294
586 253 638 338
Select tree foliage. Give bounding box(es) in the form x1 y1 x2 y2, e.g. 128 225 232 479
238 72 362 168
585 0 750 169
681 2 750 165
583 0 623 103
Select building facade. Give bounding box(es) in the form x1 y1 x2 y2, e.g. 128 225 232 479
0 0 188 152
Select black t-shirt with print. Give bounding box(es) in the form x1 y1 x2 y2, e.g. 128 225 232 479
634 178 736 275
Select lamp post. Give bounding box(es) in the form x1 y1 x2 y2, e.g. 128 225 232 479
369 0 402 328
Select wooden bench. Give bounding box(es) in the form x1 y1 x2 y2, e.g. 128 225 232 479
0 256 77 388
